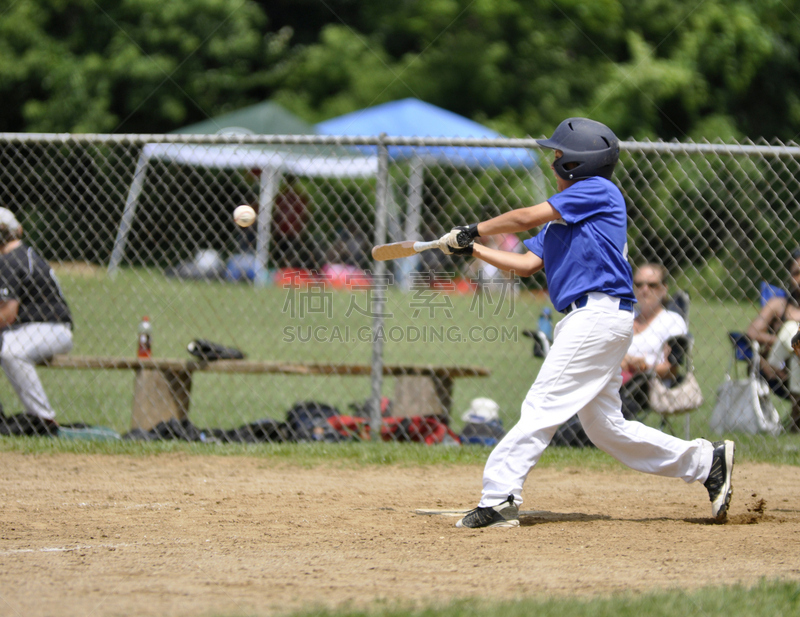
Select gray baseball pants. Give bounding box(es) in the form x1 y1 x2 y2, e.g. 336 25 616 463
1 323 73 421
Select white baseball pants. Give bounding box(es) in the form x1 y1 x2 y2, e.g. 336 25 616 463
1 323 73 421
480 292 714 507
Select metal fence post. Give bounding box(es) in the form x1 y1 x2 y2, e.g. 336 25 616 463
397 155 424 291
369 134 390 440
255 168 280 287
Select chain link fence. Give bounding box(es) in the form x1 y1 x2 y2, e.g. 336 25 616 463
0 132 798 451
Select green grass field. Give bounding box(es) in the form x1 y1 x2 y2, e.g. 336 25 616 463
277 580 800 617
1 265 797 460
2 431 798 466
2 268 798 617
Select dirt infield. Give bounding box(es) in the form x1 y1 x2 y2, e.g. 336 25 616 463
1 453 799 617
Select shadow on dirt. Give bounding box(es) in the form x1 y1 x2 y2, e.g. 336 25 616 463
519 511 610 526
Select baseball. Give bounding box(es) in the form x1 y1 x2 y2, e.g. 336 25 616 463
233 205 256 228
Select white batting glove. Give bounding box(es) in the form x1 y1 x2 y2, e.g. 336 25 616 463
438 231 460 251
437 236 456 255
437 237 473 256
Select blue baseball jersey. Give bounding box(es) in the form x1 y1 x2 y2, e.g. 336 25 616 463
523 177 635 313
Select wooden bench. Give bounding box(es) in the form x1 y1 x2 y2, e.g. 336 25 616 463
39 355 491 431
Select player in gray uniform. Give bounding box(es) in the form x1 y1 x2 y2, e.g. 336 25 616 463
440 119 734 528
0 207 73 424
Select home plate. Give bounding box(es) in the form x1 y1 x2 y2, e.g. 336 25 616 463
415 509 544 517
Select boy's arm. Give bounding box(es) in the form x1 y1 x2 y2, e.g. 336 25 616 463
442 202 561 248
471 245 543 278
477 202 561 236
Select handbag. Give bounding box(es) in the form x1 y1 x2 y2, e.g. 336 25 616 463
710 333 783 435
709 376 782 435
648 372 704 415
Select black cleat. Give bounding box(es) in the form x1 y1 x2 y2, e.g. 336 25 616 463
455 495 519 528
704 440 735 522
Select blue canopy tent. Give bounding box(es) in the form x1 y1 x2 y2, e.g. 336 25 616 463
316 98 536 168
316 99 540 284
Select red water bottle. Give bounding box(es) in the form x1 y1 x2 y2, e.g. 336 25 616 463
137 316 152 359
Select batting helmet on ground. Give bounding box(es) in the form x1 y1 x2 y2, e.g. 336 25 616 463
537 118 620 181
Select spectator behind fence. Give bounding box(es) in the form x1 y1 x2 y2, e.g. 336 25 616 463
0 207 73 430
619 264 688 420
746 248 800 398
326 224 371 271
765 319 800 432
271 174 312 269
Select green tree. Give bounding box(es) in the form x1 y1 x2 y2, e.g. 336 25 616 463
0 0 272 132
4 0 800 141
265 0 800 141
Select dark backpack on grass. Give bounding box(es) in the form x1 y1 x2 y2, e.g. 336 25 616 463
460 420 505 446
286 401 348 442
380 415 460 445
212 418 290 443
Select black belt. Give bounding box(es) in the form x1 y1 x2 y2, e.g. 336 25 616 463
562 295 634 315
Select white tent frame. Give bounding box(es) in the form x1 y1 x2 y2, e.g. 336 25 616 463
395 154 547 288
108 143 379 280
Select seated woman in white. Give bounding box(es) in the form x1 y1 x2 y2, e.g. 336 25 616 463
620 264 688 420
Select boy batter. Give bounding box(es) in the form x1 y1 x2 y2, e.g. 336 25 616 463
439 118 734 528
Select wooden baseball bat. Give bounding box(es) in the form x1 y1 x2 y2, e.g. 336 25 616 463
371 240 441 261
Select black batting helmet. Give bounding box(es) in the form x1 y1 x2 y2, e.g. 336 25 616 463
537 118 620 181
